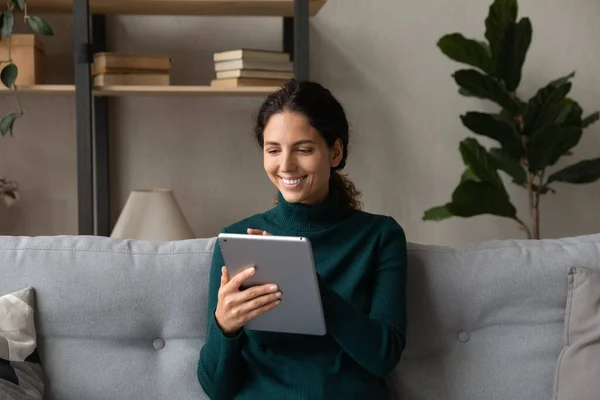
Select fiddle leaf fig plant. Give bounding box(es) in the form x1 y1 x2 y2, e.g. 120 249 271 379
423 0 600 239
0 0 53 137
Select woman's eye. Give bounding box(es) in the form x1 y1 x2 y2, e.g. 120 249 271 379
267 149 280 154
298 148 313 154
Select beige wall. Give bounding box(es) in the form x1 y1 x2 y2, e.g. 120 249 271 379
1 0 599 245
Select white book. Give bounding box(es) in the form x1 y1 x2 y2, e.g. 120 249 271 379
216 69 294 80
213 49 289 63
214 59 294 72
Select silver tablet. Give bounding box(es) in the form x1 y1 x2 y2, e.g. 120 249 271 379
217 233 326 336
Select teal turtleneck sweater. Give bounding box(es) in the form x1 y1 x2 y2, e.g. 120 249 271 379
197 187 407 399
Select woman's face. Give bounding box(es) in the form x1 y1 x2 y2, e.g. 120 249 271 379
263 111 343 205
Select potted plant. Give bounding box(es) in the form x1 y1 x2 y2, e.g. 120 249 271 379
423 0 600 239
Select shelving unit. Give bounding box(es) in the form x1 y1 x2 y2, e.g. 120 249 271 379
26 0 325 236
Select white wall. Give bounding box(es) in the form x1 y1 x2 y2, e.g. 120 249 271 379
1 0 599 245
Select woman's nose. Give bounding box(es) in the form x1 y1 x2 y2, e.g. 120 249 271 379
281 152 296 171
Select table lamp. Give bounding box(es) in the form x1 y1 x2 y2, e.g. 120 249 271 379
110 188 195 241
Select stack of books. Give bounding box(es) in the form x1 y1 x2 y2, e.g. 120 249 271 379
210 49 294 87
92 52 172 86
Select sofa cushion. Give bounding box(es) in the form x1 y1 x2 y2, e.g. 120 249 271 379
0 235 215 400
0 287 44 400
552 267 600 400
388 233 600 400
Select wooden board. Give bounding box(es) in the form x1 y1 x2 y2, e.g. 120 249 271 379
93 85 278 96
0 85 277 96
27 0 327 16
0 85 75 94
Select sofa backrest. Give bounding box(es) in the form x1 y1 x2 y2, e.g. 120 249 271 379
0 235 215 400
388 233 600 400
2 233 599 400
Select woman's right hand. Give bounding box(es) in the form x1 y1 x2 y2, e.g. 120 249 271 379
215 265 282 337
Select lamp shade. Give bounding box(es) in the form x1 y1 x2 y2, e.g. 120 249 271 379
111 189 195 241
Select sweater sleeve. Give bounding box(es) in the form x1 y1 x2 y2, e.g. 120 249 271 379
318 216 407 377
197 234 248 399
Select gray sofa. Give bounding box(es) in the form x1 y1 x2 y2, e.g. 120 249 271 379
1 233 599 400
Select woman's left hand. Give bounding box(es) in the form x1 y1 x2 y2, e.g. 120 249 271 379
247 228 271 236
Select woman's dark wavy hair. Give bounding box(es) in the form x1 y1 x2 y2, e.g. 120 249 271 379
254 79 362 210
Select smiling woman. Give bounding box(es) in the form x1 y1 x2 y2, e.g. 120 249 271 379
197 79 408 400
256 80 362 209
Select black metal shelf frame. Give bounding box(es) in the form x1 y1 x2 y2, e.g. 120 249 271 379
72 0 311 235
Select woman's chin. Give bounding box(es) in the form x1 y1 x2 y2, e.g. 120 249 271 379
280 191 305 204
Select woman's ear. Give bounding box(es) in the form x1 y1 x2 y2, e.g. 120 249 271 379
330 139 344 168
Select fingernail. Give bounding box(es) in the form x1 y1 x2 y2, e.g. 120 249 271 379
248 267 256 274
275 300 281 305
269 285 278 291
275 292 282 298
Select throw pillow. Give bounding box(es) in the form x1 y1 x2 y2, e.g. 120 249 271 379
0 287 44 400
553 267 600 400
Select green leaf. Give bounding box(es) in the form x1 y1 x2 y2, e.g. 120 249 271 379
27 16 54 36
560 99 583 127
582 112 600 129
0 113 19 137
527 124 582 172
2 11 14 37
423 205 454 221
555 98 576 125
438 33 493 74
549 71 575 87
460 111 523 157
459 138 505 191
485 0 518 68
547 158 600 184
489 147 527 185
453 69 521 113
447 180 517 219
10 0 24 11
523 78 572 135
1 63 18 88
496 18 532 91
461 166 480 182
459 88 475 97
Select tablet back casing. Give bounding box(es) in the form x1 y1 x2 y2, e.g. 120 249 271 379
217 233 326 336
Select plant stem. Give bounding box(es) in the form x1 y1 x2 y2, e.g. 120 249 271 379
13 84 22 114
515 216 533 239
518 125 536 240
1 35 23 119
532 170 545 240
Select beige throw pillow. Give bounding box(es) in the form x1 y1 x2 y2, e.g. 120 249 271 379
553 267 600 400
0 287 44 400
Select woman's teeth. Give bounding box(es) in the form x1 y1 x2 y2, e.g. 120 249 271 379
282 177 305 185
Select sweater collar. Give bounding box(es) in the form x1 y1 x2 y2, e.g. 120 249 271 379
266 179 350 232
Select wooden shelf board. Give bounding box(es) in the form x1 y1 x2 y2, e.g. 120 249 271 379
0 85 277 96
28 0 327 16
0 85 76 94
93 85 278 96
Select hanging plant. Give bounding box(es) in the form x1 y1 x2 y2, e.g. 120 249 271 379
0 0 53 137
